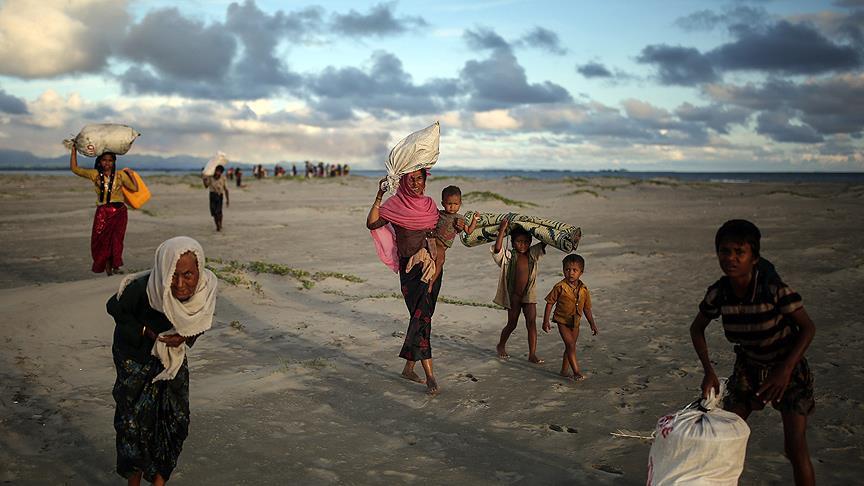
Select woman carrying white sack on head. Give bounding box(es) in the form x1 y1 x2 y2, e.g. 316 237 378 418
106 236 217 486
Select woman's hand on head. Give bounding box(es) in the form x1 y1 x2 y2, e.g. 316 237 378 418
158 334 186 348
377 177 387 196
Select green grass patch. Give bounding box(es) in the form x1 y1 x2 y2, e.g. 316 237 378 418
463 191 538 208
323 289 500 308
312 271 366 283
140 208 158 217
765 190 817 198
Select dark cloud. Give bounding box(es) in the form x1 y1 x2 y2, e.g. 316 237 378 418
675 6 769 32
756 110 824 144
675 103 750 134
330 2 426 37
835 0 864 7
577 62 613 78
304 51 456 120
517 27 567 55
120 8 236 80
637 45 718 85
707 76 864 141
461 48 572 111
710 21 861 74
119 1 305 100
464 27 511 51
0 89 27 114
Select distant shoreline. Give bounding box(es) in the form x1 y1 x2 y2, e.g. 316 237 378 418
5 167 863 184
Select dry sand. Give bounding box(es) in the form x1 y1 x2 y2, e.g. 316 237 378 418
0 172 862 485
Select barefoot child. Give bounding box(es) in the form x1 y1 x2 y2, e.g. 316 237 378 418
690 219 816 485
202 165 229 231
428 185 478 291
492 218 546 362
543 254 598 381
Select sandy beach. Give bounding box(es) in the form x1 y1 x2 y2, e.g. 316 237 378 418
1 172 862 485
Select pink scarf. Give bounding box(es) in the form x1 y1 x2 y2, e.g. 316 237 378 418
370 173 439 272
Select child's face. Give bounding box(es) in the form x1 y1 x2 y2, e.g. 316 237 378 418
442 194 462 214
717 239 759 279
214 169 223 179
512 234 532 254
564 262 583 284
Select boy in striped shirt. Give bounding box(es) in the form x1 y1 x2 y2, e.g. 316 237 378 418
690 219 815 486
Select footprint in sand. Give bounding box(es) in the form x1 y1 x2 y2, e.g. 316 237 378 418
548 424 578 433
455 372 479 383
592 463 624 475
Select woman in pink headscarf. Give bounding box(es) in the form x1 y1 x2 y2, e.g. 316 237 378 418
367 169 443 395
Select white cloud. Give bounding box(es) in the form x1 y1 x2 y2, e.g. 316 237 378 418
0 0 129 78
473 109 519 130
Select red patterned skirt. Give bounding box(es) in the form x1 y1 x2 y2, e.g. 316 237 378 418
91 202 128 273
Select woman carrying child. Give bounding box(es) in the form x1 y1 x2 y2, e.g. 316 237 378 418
367 169 442 395
70 143 138 275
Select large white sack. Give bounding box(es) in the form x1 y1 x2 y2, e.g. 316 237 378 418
63 124 141 158
203 151 229 176
382 121 439 194
647 382 750 486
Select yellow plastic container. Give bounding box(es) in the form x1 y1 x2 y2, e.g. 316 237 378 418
121 169 151 209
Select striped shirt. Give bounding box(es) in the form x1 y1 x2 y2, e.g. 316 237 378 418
699 270 803 363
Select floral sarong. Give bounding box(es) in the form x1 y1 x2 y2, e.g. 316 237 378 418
398 258 442 361
112 351 190 482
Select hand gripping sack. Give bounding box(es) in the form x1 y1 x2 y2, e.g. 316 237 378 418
63 124 140 157
121 169 151 209
382 121 439 194
647 382 750 486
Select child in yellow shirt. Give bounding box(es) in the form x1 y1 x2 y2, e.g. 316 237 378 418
543 254 598 381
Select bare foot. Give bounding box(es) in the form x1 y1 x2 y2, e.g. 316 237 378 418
400 370 426 384
105 268 113 276
572 372 586 382
496 344 510 359
528 355 545 364
426 378 439 396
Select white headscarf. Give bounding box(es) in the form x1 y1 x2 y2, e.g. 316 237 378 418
146 236 217 337
117 236 217 382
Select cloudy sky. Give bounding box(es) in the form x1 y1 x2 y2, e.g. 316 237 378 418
0 0 862 171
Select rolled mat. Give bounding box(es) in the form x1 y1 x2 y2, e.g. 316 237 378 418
460 211 581 252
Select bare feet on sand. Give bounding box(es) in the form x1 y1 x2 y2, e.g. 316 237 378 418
426 378 439 396
401 370 426 384
528 355 545 364
496 344 510 359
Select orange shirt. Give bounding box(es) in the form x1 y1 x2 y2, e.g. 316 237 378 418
545 279 591 326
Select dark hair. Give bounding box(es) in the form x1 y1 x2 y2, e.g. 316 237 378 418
418 168 428 181
510 224 531 242
215 165 225 173
562 253 585 269
442 185 461 199
715 219 761 258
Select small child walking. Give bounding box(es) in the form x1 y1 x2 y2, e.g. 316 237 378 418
428 185 478 291
492 218 546 362
543 254 598 381
202 165 229 231
689 219 816 485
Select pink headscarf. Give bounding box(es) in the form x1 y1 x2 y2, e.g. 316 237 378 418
370 172 439 272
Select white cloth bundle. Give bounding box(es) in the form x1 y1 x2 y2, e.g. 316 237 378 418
63 123 141 157
647 381 750 485
203 151 229 176
382 121 440 194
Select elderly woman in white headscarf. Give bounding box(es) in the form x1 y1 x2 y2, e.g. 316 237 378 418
106 236 217 486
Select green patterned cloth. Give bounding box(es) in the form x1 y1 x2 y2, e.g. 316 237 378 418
460 211 581 252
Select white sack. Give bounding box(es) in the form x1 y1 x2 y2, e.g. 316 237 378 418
647 382 750 486
203 151 229 176
382 121 440 194
63 124 141 157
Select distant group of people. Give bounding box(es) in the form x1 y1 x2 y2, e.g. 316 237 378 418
305 160 350 178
